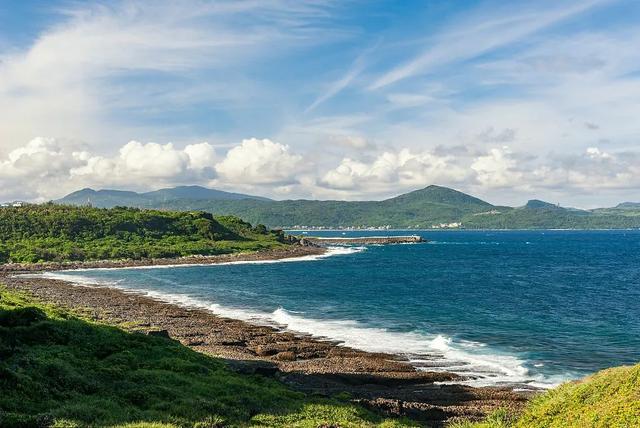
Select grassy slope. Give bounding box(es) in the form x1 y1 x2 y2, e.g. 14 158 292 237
452 365 640 428
0 287 415 428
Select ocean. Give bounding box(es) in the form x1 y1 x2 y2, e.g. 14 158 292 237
43 230 640 389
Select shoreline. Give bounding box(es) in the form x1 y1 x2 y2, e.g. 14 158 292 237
0 245 325 273
1 246 531 425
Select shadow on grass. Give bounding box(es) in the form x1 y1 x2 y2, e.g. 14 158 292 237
0 293 416 428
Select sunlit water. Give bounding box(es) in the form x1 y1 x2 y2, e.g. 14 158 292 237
41 230 640 388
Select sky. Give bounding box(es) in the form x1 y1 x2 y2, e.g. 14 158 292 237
0 0 639 207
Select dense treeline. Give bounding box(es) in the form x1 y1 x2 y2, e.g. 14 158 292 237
460 208 640 230
0 204 286 263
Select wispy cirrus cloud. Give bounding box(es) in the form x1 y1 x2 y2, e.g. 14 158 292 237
305 42 379 113
0 0 346 152
369 0 609 90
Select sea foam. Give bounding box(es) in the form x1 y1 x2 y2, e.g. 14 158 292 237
62 245 366 272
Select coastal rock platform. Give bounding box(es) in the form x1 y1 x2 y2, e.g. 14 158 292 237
1 247 529 426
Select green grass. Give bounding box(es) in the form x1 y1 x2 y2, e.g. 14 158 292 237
0 287 417 428
450 365 640 428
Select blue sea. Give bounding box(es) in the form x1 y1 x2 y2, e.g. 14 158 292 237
43 230 640 388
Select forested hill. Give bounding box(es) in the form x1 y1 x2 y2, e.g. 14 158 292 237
0 204 287 263
59 185 269 207
56 184 640 229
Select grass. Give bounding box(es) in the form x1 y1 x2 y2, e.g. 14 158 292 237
450 366 640 428
0 286 417 428
515 364 640 428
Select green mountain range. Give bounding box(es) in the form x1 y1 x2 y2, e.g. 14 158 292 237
55 185 640 229
61 185 269 207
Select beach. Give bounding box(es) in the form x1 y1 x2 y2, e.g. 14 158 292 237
1 245 528 426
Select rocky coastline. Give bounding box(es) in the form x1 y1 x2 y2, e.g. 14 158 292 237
0 245 325 273
0 246 529 426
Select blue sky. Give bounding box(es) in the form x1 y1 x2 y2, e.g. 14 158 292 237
1 0 639 207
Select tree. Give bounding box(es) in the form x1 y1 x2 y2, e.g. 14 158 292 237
0 244 10 264
254 224 268 234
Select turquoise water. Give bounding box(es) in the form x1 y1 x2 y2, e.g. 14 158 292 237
46 230 640 388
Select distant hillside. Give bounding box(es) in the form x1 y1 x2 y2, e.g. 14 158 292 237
56 185 640 229
524 199 562 210
58 185 269 208
615 202 640 209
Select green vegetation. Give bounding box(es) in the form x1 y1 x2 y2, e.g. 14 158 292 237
55 185 640 229
460 205 640 230
450 365 640 428
0 287 416 427
0 204 286 263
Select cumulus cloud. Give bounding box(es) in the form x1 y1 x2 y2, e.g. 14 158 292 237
215 138 304 185
0 138 81 179
470 146 524 188
0 138 218 201
532 147 640 191
320 148 469 192
70 141 217 182
317 144 640 202
0 138 88 201
184 143 217 171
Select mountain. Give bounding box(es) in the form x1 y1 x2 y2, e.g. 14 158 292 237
524 199 562 210
57 185 269 208
615 202 640 209
143 185 271 202
56 185 640 229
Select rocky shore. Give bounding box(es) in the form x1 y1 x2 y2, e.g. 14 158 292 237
0 247 529 426
0 245 325 273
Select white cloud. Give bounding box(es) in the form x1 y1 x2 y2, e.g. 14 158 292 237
0 138 74 178
471 146 524 188
184 142 217 170
320 148 469 192
532 147 640 191
215 138 304 185
585 147 611 160
70 141 217 182
118 142 190 178
0 137 218 201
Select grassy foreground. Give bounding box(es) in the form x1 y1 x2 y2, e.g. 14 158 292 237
452 365 640 428
0 287 415 428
